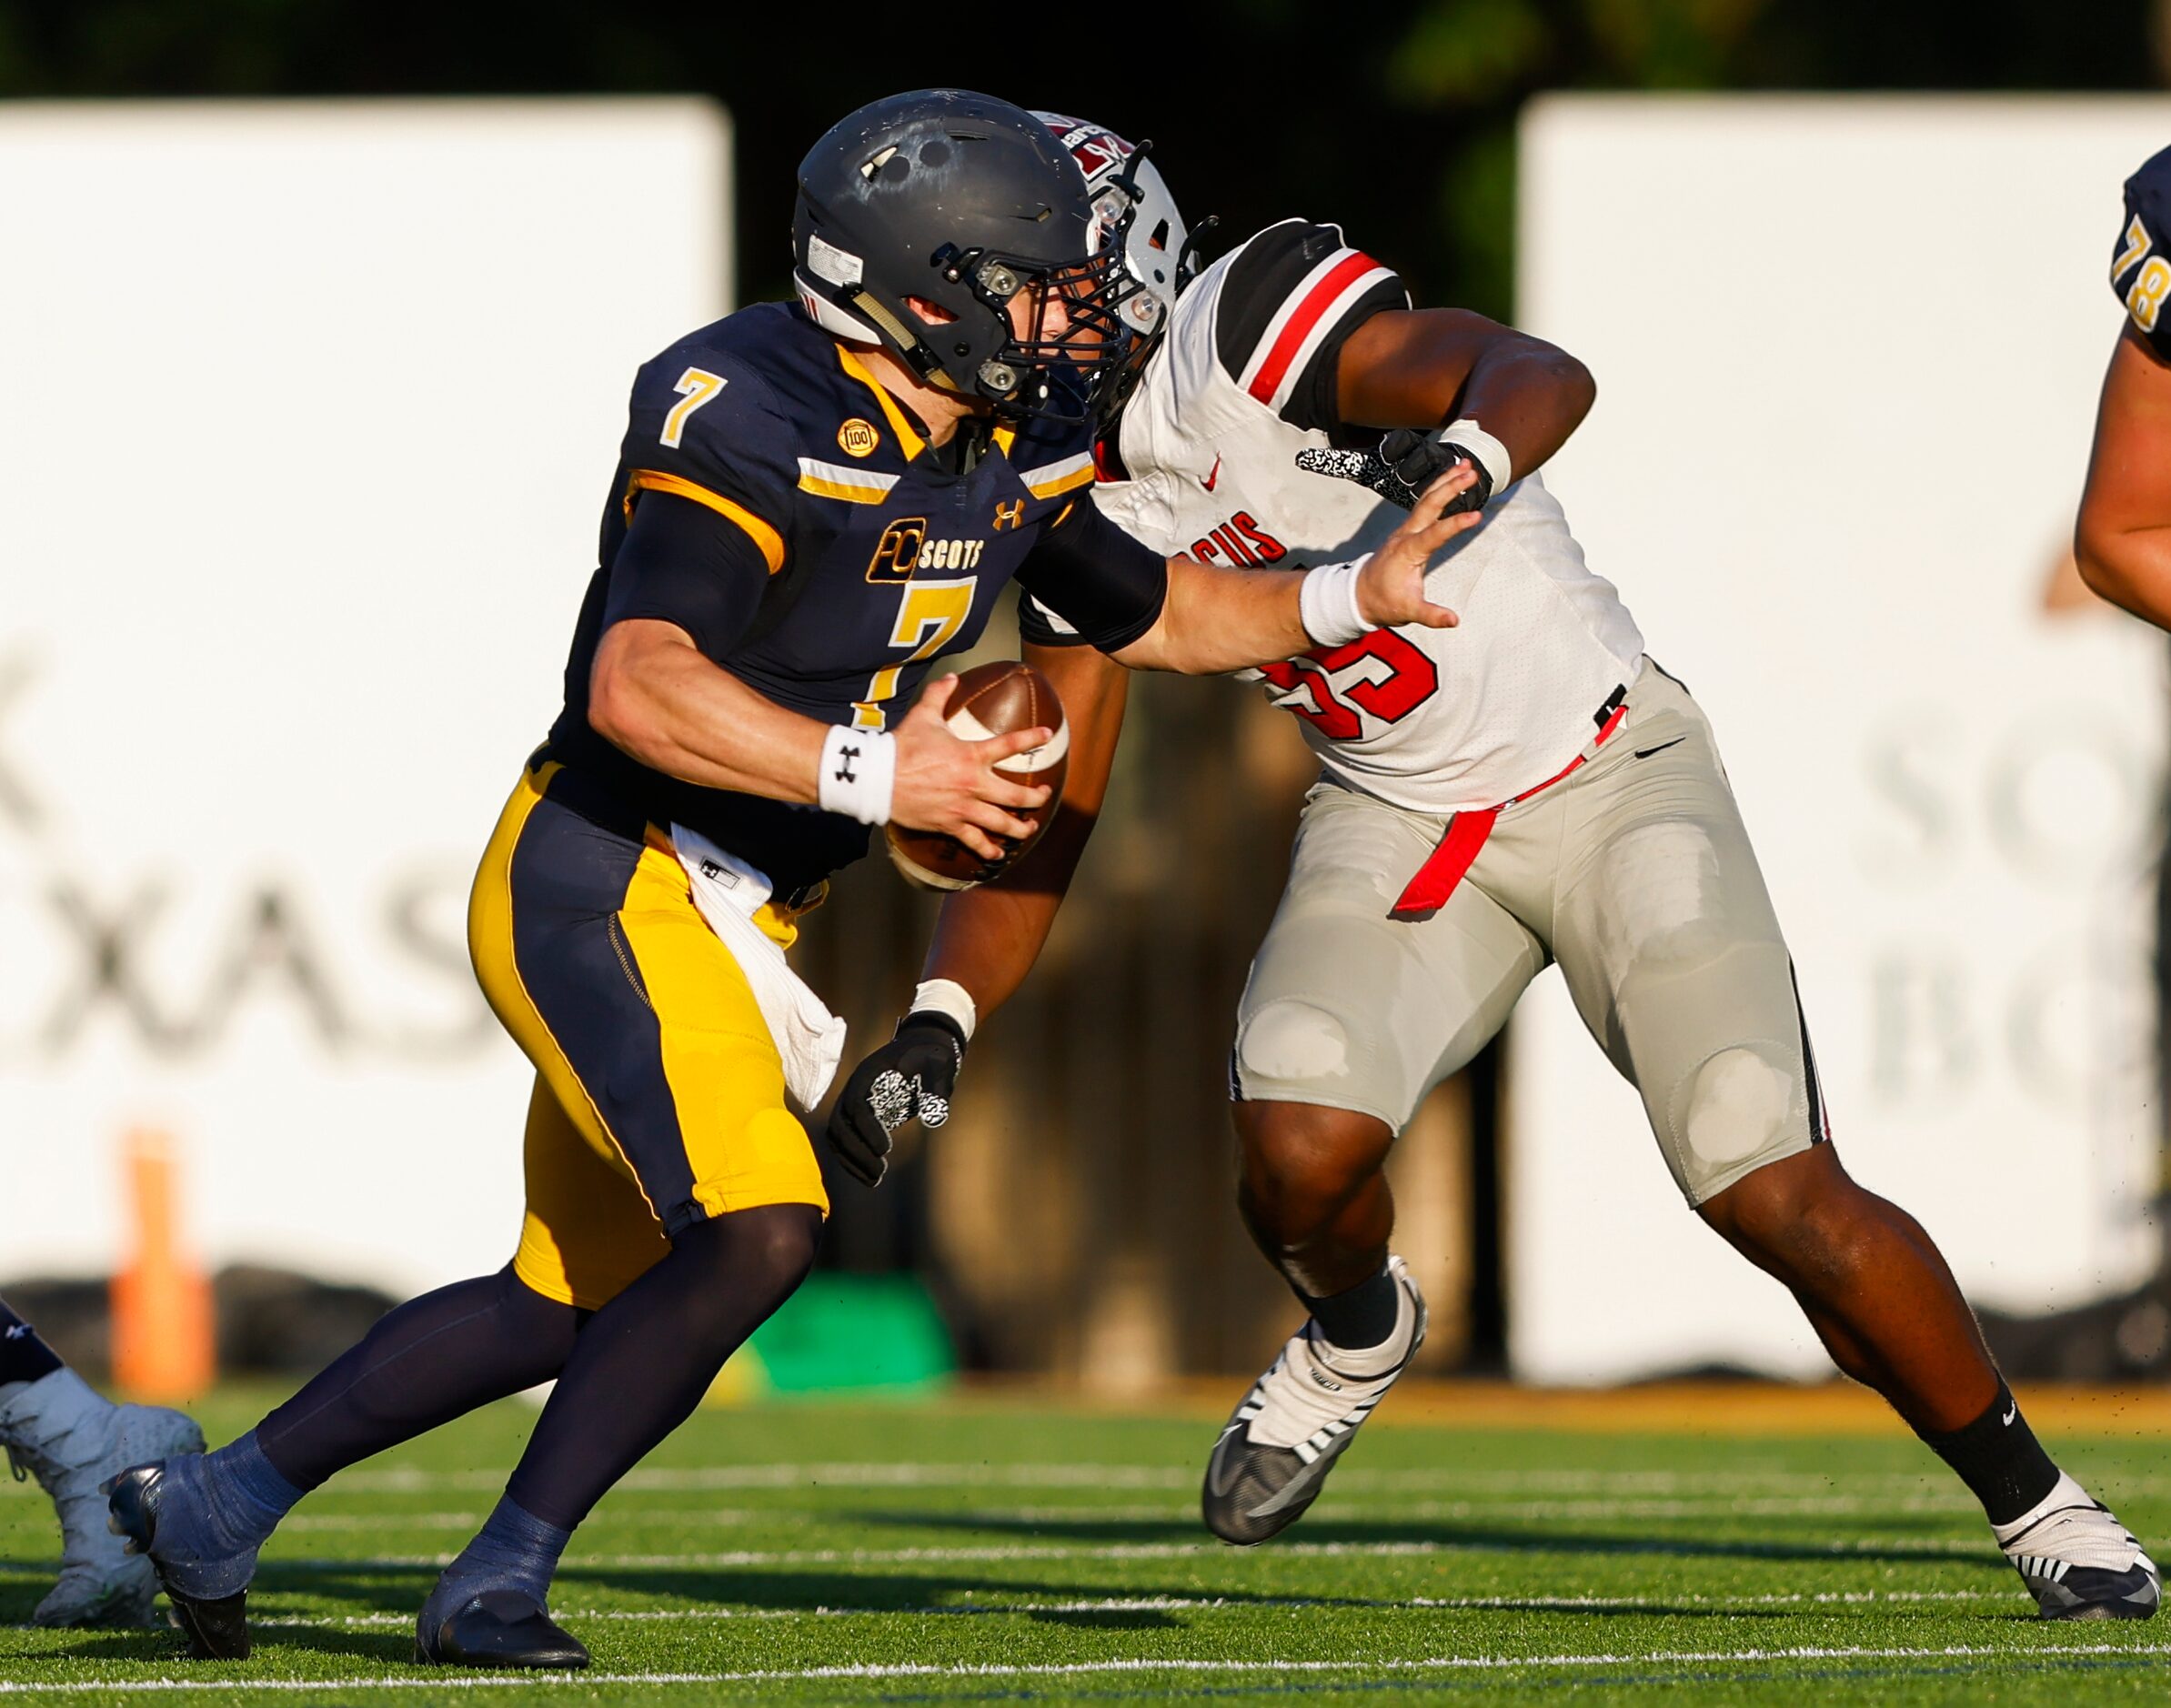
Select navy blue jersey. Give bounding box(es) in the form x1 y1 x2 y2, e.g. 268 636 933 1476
548 301 1163 891
2113 146 2171 361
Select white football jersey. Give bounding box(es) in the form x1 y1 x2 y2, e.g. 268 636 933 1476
1030 220 1644 816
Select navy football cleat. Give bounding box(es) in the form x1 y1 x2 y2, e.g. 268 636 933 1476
417 1589 590 1670
103 1462 251 1659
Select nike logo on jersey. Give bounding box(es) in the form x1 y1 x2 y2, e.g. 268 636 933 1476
1633 737 1686 759
2004 1404 2018 1426
1201 456 1221 492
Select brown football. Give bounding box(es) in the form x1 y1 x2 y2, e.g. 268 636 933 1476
885 659 1069 891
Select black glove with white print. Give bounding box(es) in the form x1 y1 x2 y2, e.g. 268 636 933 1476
1294 428 1493 515
824 1010 968 1187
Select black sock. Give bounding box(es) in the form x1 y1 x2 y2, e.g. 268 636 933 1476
506 1204 820 1529
0 1298 65 1388
1298 1262 1401 1353
256 1266 582 1490
1919 1380 2061 1526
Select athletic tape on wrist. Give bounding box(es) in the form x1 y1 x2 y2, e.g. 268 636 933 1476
1300 553 1372 647
910 978 979 1044
817 725 897 825
1439 418 1512 497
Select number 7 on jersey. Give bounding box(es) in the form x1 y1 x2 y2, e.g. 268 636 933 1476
660 367 727 447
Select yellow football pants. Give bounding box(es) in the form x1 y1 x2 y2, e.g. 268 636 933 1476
467 757 829 1311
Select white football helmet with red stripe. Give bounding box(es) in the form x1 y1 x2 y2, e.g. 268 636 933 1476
1032 112 1192 338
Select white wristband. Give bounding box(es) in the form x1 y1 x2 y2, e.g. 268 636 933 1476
1440 418 1512 496
910 977 979 1044
817 725 897 825
1299 553 1372 647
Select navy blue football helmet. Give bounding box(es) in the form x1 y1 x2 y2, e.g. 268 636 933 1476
792 89 1136 421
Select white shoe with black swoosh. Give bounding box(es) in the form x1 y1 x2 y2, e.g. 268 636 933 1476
1201 1256 1425 1546
1995 1472 2160 1620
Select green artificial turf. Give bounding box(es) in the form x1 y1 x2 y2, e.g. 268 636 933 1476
3 1387 2168 1703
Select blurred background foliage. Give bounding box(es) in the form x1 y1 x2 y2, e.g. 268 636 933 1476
2 0 2163 317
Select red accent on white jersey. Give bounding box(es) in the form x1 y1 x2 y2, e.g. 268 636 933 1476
1239 248 1396 414
1087 224 1646 817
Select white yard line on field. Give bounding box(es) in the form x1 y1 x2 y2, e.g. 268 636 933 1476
252 1532 2001 1573
325 1462 2068 1497
2 1641 2167 1693
277 1492 1987 1532
243 1587 2014 1631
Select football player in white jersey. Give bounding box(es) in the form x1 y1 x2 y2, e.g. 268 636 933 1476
829 117 2160 1620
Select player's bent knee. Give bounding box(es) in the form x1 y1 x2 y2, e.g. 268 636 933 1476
1236 1000 1356 1100
1234 1099 1393 1245
1673 1043 1818 1203
1698 1142 1861 1268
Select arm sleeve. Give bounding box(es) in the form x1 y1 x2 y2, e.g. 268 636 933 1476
1014 495 1168 654
603 490 774 658
2115 148 2171 361
1214 219 1410 434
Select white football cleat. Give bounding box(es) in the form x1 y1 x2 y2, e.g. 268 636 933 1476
1202 1256 1425 1545
0 1367 206 1626
1995 1472 2160 1621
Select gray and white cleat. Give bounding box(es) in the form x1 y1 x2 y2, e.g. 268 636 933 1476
1997 1473 2160 1621
0 1367 205 1627
1202 1256 1426 1546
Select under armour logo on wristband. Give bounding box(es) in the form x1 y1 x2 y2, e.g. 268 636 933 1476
834 746 860 784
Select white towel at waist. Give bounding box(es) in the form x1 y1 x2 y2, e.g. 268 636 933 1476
669 825 846 1111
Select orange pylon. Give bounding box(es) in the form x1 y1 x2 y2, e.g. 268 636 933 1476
109 1128 216 1400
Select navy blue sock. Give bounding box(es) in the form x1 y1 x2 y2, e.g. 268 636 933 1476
257 1266 581 1492
506 1205 820 1528
0 1300 65 1389
146 1429 305 1600
418 1497 572 1632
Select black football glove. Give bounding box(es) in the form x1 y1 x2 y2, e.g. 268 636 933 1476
1294 428 1493 515
824 1010 968 1187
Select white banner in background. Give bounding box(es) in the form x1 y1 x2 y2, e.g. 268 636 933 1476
1509 97 2171 1383
0 101 729 1296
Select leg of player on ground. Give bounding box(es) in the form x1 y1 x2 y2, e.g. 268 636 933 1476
1202 1099 1431 1544
1547 675 2158 1621
104 1265 582 1658
408 1203 819 1661
0 1294 202 1627
1699 1147 2158 1617
1200 786 1539 1546
1201 1097 1429 1545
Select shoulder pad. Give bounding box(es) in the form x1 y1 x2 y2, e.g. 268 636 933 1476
1212 220 1406 415
619 344 799 570
2113 147 2171 359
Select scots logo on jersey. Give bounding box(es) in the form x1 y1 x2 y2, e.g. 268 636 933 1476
867 517 989 582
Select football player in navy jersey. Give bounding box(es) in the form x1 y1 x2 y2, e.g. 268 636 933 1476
2079 146 2171 626
99 90 1483 1673
831 116 2162 1622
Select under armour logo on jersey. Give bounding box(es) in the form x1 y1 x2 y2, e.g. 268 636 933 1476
3 1324 29 1341
992 498 1024 531
834 746 860 784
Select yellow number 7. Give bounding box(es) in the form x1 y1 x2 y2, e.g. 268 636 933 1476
660 367 727 448
852 578 978 730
